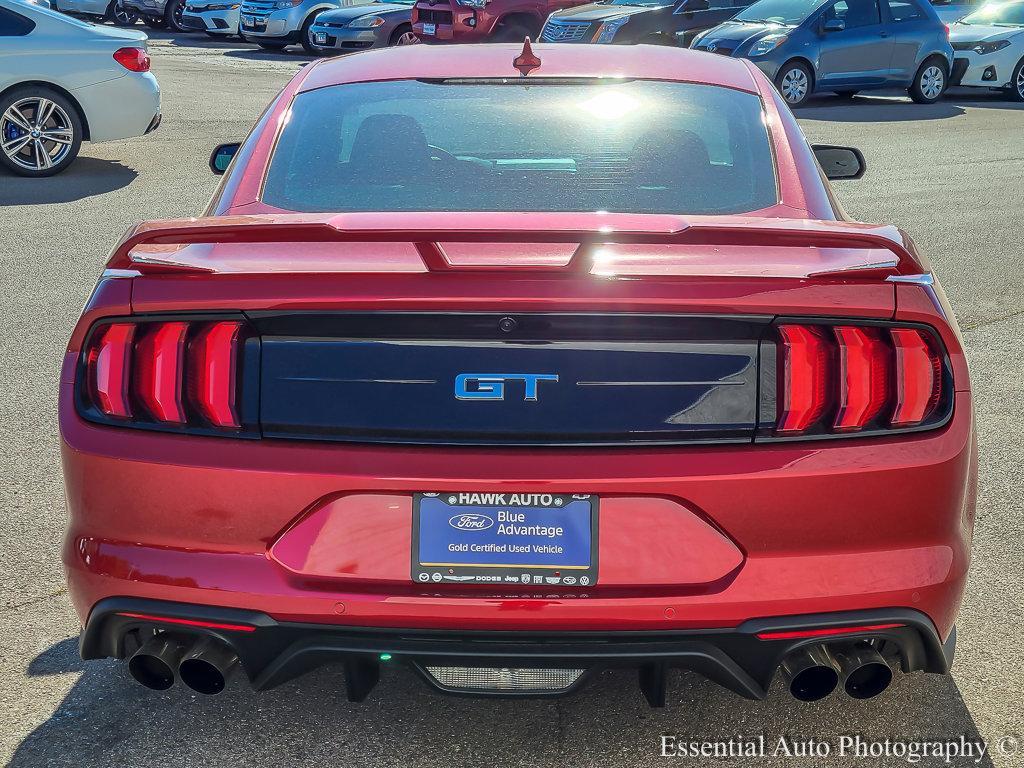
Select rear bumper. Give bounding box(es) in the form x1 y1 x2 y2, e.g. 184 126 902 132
71 72 161 143
62 383 976 637
82 598 955 699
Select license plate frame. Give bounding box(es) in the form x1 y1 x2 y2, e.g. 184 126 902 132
412 492 599 587
313 31 327 44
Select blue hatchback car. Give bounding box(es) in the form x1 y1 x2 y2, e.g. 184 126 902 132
689 0 954 106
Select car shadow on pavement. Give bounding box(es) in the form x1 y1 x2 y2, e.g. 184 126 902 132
145 29 252 49
0 159 138 206
10 636 998 768
223 48 315 62
798 95 967 122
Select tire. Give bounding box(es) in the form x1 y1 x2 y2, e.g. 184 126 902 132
0 87 83 177
300 11 327 55
775 61 813 108
104 0 139 25
257 41 288 50
389 23 417 46
909 58 946 104
1006 57 1024 102
490 21 531 43
143 15 166 27
163 0 189 31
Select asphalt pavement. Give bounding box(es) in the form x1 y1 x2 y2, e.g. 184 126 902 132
1 32 1022 768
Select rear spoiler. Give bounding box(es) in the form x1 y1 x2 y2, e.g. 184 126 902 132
105 213 928 278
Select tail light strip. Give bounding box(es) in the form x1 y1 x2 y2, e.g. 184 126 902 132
776 323 946 436
81 319 245 431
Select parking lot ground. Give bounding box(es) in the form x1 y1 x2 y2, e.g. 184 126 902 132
1 35 1023 768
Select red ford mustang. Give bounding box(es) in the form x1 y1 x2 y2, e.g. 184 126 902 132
60 41 976 706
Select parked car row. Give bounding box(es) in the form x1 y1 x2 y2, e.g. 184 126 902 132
536 0 1024 104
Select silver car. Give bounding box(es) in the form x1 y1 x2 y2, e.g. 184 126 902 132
52 0 139 25
120 0 190 31
0 0 160 176
239 0 373 53
180 0 240 34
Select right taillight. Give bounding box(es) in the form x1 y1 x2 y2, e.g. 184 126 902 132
79 317 252 435
775 322 947 437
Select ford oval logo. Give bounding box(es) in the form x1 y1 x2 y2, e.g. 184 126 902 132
449 513 495 531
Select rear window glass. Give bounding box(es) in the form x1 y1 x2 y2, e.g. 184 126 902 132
262 79 778 215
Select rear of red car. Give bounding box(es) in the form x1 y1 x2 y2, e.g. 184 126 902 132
60 46 976 705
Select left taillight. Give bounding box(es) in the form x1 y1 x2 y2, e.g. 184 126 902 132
78 317 255 436
113 47 151 73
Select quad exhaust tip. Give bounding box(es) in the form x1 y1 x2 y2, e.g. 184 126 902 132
780 642 894 702
127 634 239 694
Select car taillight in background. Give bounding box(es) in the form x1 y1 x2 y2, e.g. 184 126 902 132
78 317 256 435
113 47 151 73
774 322 949 437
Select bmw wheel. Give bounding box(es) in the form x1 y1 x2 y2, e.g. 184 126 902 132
909 59 946 104
1007 57 1024 102
0 88 83 177
164 0 189 32
775 61 812 108
105 0 139 25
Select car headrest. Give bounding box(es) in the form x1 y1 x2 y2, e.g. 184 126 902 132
630 129 713 188
350 113 430 176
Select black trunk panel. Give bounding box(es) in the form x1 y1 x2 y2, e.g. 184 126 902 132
252 313 769 446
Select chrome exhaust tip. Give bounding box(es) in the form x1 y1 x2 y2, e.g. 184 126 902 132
835 645 893 699
178 638 240 695
127 635 186 691
780 645 840 702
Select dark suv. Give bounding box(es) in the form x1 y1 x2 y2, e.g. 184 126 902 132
540 0 753 46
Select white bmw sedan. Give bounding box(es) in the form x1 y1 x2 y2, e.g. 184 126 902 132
949 0 1024 100
0 0 160 176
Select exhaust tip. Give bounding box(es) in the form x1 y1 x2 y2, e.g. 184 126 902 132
127 636 186 691
789 664 840 702
128 653 176 690
843 659 893 699
179 658 226 695
178 638 239 695
780 645 840 702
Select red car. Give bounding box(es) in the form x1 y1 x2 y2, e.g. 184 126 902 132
411 0 586 42
61 42 976 706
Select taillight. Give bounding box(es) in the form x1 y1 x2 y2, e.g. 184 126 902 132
86 323 135 418
776 325 831 434
113 47 151 73
79 318 251 434
188 322 242 428
775 322 947 437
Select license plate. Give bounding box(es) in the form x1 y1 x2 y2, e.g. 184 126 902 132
314 31 327 44
241 13 253 23
413 492 598 586
422 22 435 35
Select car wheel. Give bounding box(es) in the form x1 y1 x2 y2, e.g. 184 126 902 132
775 61 813 108
163 0 189 31
0 88 83 177
143 14 167 27
491 22 532 43
909 59 946 104
390 23 417 46
1007 57 1024 102
105 0 139 25
300 12 327 55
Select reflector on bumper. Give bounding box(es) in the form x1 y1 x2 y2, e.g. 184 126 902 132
423 666 585 693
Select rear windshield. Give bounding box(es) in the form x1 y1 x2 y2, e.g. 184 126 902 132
261 79 778 215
